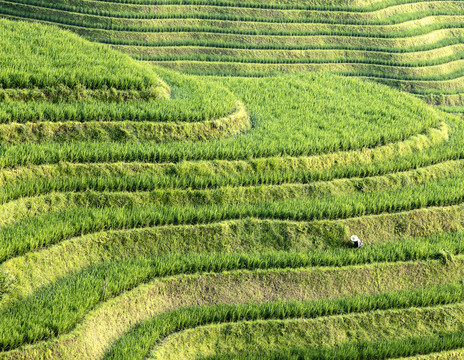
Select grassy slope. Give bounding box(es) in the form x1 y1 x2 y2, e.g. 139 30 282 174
4 0 464 116
0 19 165 91
1 14 464 360
0 19 251 144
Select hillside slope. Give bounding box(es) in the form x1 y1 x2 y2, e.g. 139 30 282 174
0 19 249 143
2 0 464 113
1 18 464 360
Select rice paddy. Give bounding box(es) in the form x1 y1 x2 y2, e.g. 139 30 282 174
1 0 464 358
3 0 464 113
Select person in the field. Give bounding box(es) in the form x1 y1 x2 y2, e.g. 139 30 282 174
351 235 363 248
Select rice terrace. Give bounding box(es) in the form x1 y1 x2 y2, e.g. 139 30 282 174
3 0 464 359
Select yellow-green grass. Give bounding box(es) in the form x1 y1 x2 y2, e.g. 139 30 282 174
0 120 448 199
33 0 448 8
0 67 240 125
2 4 463 42
0 101 249 144
4 0 464 35
2 203 464 305
164 335 464 359
4 170 464 265
0 71 447 166
148 59 464 78
0 158 459 222
401 348 464 359
373 76 464 93
4 0 463 25
438 105 464 114
0 18 167 91
112 43 464 64
104 280 464 359
418 93 464 105
0 118 449 182
2 13 464 360
48 27 464 50
146 301 464 360
2 259 464 360
5 0 464 103
0 19 252 144
9 0 464 22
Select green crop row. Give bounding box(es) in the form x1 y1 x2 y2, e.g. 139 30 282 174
50 24 464 51
7 0 464 25
42 0 464 12
3 3 464 38
134 51 464 67
0 159 459 219
196 331 464 360
3 201 464 307
417 92 464 105
0 19 163 90
0 121 448 182
152 60 464 80
1 15 463 360
4 258 459 360
0 72 446 168
0 85 169 103
0 121 448 204
95 34 464 53
439 106 464 114
0 69 239 126
8 258 463 359
105 284 464 359
3 170 464 261
149 310 464 359
2 230 464 353
0 96 237 124
372 76 464 93
117 43 464 64
0 102 248 144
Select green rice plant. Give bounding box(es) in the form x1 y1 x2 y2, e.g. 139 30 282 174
200 331 464 360
2 204 464 304
12 0 462 101
0 159 459 221
0 85 166 103
3 228 464 354
438 105 464 113
4 4 464 38
0 19 165 90
0 119 449 204
152 59 464 80
0 72 238 124
0 269 14 298
1 14 464 360
105 283 464 359
17 0 463 11
8 0 464 26
0 255 462 353
0 102 249 144
3 170 464 261
0 70 447 168
118 45 464 67
85 33 464 53
0 254 462 358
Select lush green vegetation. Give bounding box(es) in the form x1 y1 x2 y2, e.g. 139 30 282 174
3 0 464 115
1 1 464 359
108 283 464 359
0 19 165 90
200 332 464 360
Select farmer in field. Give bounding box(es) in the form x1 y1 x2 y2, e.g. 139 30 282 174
351 235 363 248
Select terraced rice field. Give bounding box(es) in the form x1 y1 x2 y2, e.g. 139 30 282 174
3 0 464 114
2 3 464 360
